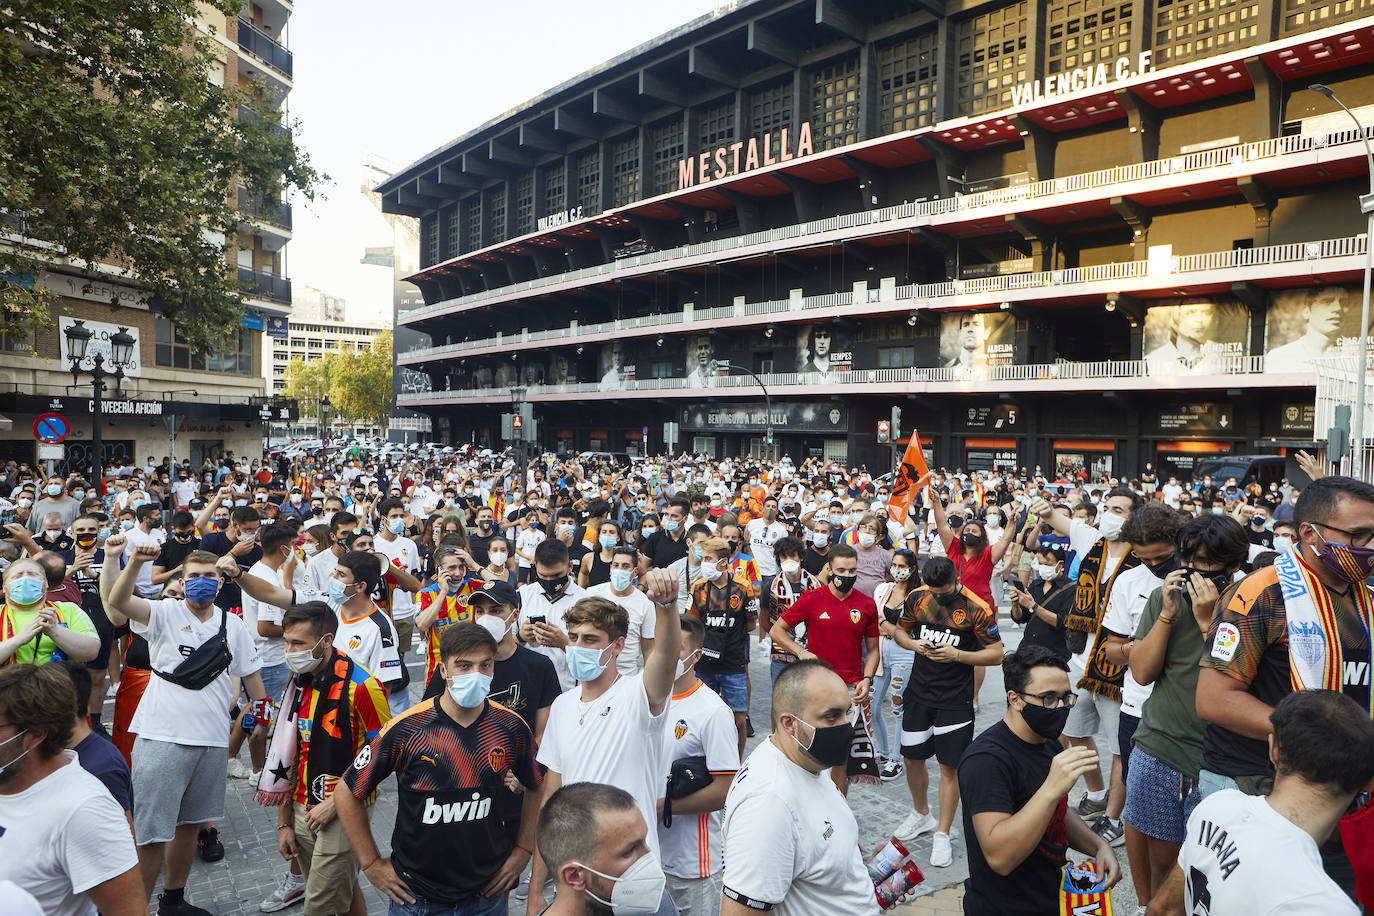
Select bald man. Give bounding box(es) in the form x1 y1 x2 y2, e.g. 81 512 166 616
720 660 885 915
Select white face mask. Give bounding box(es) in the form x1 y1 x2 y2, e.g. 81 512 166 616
1097 511 1126 541
780 559 801 576
675 649 700 680
575 852 667 916
1035 564 1060 581
488 551 508 567
285 636 326 674
857 532 877 548
476 612 514 643
891 568 911 581
700 563 724 582
1273 535 1294 554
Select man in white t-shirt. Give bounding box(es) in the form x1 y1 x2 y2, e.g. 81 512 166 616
527 569 682 916
1157 689 1374 916
101 536 267 914
659 614 739 916
720 660 883 916
517 539 586 691
124 504 166 598
586 547 656 676
233 522 297 779
374 498 420 660
1161 477 1184 509
745 500 788 595
305 510 357 596
0 664 142 916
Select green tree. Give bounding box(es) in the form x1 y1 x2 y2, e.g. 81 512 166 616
282 356 328 426
329 330 394 427
0 1 321 350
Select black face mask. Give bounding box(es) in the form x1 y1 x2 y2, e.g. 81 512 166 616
934 590 962 606
537 575 568 598
1143 555 1181 580
1185 567 1234 592
948 516 965 529
790 717 854 768
830 573 857 594
1019 700 1072 740
962 531 985 548
727 541 740 554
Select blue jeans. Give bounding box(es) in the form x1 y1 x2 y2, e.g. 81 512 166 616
871 639 913 760
389 892 506 916
770 658 791 686
696 670 749 712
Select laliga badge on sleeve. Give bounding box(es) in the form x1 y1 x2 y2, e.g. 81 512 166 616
1059 860 1112 915
1211 622 1240 661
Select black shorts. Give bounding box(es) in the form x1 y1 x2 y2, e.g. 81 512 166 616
900 701 975 767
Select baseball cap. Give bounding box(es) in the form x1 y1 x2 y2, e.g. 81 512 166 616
469 578 520 609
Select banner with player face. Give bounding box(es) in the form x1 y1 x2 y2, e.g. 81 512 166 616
1142 297 1249 375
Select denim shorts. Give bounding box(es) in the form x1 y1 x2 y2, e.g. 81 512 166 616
1122 746 1198 843
697 670 749 712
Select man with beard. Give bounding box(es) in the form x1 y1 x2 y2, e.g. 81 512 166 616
0 663 143 916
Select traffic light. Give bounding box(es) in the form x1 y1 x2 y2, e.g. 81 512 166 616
512 414 523 431
891 406 902 441
1330 403 1352 462
877 419 891 443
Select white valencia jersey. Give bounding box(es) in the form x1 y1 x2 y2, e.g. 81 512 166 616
658 679 741 879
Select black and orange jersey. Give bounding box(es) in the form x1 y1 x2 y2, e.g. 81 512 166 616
900 585 1000 708
343 696 540 905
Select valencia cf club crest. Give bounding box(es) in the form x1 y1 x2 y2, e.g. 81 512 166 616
952 608 967 628
849 608 861 624
348 635 362 651
674 718 688 740
487 746 510 773
729 594 742 610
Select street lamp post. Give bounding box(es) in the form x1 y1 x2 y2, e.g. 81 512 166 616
1311 84 1374 478
510 385 528 487
63 320 135 487
724 364 772 461
321 395 331 443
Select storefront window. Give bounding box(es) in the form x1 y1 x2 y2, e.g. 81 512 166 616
155 318 253 375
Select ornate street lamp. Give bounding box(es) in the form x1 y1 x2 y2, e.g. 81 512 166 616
63 320 134 486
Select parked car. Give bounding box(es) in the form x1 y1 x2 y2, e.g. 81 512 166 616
1191 455 1286 489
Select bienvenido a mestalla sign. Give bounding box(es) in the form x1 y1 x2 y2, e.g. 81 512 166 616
1010 52 1155 107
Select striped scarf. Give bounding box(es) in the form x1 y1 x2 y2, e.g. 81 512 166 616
1063 539 1138 701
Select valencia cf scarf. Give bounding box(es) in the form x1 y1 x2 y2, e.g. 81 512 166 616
256 653 357 807
1274 547 1374 715
1058 860 1113 915
1063 539 1138 701
846 695 880 786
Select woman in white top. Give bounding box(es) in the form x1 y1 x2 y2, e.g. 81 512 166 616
870 548 918 782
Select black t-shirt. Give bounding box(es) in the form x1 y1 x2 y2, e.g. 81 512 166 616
154 535 201 574
467 534 494 568
583 549 612 588
1245 525 1273 548
959 720 1068 915
803 544 830 577
640 528 687 569
567 542 589 578
75 731 132 812
198 530 261 613
1013 577 1073 661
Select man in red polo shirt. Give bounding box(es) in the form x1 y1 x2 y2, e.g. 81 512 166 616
768 543 879 794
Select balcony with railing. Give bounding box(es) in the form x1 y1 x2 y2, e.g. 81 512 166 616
237 106 290 142
398 234 1369 365
399 126 1374 326
238 267 292 305
397 353 1305 408
237 187 292 232
236 18 293 79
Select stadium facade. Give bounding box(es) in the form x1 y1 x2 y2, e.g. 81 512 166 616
380 0 1374 478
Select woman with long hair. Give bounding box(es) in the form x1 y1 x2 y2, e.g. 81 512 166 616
577 519 622 589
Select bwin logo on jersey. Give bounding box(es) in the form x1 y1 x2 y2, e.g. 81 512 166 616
918 625 961 646
423 793 492 824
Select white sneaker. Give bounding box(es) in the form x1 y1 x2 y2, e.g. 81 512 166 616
930 831 953 867
226 757 253 779
260 871 305 912
105 682 119 699
894 809 938 843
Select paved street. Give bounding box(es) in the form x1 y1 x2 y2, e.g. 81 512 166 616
158 610 1139 915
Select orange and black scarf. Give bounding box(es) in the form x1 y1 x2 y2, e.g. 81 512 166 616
1064 539 1139 700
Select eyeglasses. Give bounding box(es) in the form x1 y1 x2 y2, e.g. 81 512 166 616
1313 522 1374 549
1017 690 1077 709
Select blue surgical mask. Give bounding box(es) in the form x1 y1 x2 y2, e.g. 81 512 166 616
327 579 354 603
183 575 219 606
119 520 134 531
610 569 634 591
8 577 45 607
566 644 611 682
446 671 492 708
71 490 85 500
599 534 617 549
692 546 703 562
45 484 62 497
387 518 405 535
662 519 680 533
131 499 145 510
640 528 656 540
812 530 829 547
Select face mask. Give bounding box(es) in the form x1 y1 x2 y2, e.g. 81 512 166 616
599 534 617 549
812 531 829 547
780 559 801 576
828 513 843 525
830 573 857 594
610 569 634 591
1311 528 1374 584
8 577 44 607
1097 512 1126 540
183 575 220 606
855 532 879 550
576 852 668 916
1211 507 1224 516
538 575 568 599
640 527 657 540
386 518 405 535
891 567 911 581
675 649 701 680
75 534 97 549
290 494 302 504
119 520 135 531
446 671 492 708
45 484 61 496
700 563 724 582
72 490 85 500
42 528 63 541
934 590 962 606
479 520 494 532
17 499 31 509
488 551 508 567
1273 535 1294 553
962 531 985 548
787 715 853 768
1035 564 1059 581
691 546 703 563
285 636 326 674
1019 699 1072 740
558 524 575 538
662 519 679 533
476 613 513 643
327 579 355 603
1144 555 1181 579
0 728 30 784
566 644 612 682
131 499 145 510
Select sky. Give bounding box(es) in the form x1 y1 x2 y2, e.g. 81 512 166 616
284 0 726 324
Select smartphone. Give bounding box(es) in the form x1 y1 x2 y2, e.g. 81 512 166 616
528 613 546 625
0 509 13 526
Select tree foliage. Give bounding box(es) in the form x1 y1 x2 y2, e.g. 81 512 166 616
283 331 394 428
0 1 321 351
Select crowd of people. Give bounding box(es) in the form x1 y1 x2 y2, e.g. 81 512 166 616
0 446 1369 916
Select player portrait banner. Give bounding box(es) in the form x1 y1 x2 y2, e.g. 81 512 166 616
1142 297 1249 375
1265 286 1368 373
939 312 1016 370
